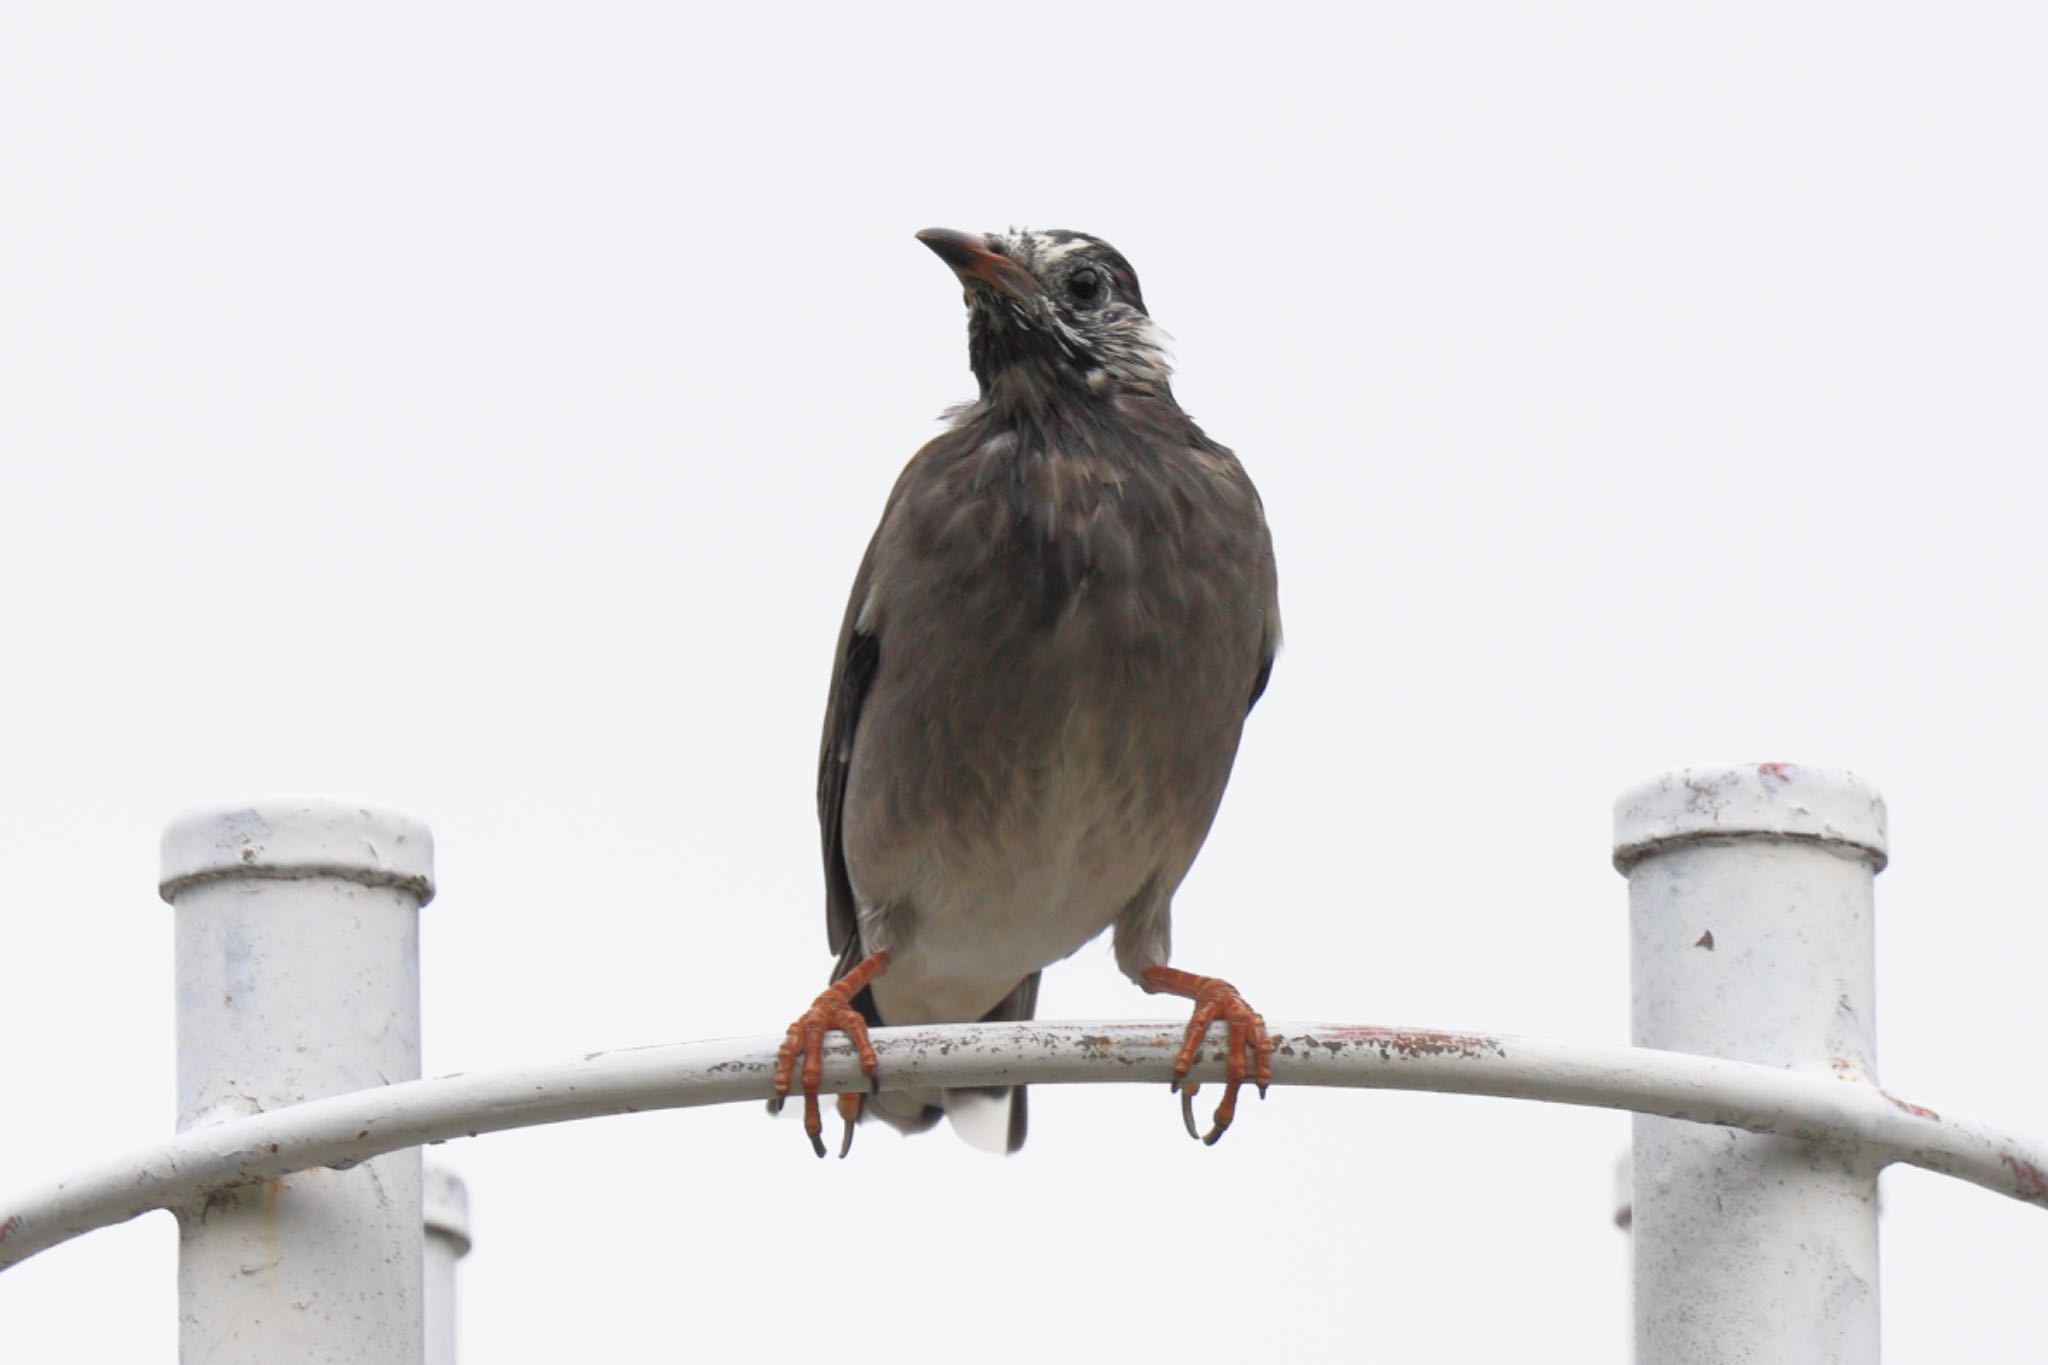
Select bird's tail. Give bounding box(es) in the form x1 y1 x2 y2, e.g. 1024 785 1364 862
940 1087 1023 1154
851 970 1040 1155
939 971 1039 1154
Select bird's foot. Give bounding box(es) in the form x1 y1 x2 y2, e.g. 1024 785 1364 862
1141 965 1273 1146
770 950 890 1158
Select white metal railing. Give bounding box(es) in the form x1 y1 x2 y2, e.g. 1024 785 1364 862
5 1021 2043 1269
0 767 2041 1365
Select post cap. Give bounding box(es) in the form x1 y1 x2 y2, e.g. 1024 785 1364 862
159 798 435 904
1612 762 1887 874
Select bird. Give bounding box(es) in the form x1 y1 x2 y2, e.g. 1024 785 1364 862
770 227 1281 1158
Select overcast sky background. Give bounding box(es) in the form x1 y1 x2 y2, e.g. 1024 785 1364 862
3 5 2045 1361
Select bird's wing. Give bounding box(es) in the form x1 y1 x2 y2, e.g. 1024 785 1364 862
818 533 884 962
1247 650 1275 713
1245 500 1282 715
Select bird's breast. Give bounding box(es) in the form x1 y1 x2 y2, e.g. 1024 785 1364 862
839 419 1272 1017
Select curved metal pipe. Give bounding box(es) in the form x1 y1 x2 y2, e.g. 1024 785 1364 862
3 1020 2043 1270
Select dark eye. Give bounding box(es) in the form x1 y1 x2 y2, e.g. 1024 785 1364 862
1067 268 1103 305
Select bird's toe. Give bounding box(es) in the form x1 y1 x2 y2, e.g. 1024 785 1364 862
770 951 891 1158
1143 966 1272 1144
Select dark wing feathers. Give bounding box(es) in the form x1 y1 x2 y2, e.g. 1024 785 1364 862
1247 651 1274 713
819 542 883 963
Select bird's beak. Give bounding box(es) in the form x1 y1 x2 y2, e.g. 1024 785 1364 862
917 228 1042 306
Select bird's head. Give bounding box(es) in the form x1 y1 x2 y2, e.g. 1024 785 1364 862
917 227 1172 400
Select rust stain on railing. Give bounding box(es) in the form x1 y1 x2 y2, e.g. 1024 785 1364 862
1294 1026 1508 1062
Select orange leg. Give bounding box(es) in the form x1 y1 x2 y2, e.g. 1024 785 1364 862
1141 965 1273 1145
771 950 891 1158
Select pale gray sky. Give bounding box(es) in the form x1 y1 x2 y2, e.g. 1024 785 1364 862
3 5 2044 1361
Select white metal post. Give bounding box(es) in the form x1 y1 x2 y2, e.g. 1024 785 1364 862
422 1166 472 1365
160 800 434 1365
1614 763 1888 1365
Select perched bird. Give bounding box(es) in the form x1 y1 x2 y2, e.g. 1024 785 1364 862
771 227 1280 1157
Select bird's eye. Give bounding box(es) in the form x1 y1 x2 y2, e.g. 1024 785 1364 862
1067 268 1103 305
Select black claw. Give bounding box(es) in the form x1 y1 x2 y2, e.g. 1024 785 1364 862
838 1119 857 1159
869 1074 881 1096
1180 1085 1202 1140
809 1130 827 1159
1203 1123 1227 1147
1257 1083 1269 1100
767 1095 785 1116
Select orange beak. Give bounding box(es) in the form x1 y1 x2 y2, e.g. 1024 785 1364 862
916 228 1042 306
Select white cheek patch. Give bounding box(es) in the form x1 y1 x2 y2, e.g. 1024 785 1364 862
1044 310 1086 360
1092 312 1175 388
1136 318 1174 365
